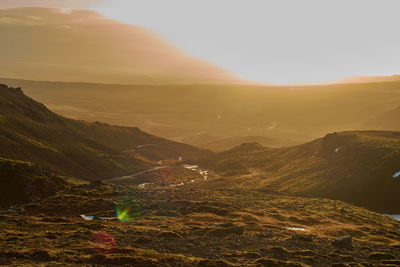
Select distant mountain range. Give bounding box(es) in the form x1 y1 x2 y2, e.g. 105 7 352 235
0 8 239 85
360 106 400 131
2 77 400 150
0 83 209 180
336 75 400 84
200 135 298 152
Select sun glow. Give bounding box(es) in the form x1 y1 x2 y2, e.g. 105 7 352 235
1 1 399 84
94 0 400 84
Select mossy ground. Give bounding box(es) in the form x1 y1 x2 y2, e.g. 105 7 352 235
1 180 400 266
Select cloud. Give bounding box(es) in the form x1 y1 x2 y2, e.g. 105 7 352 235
0 7 236 84
0 0 104 9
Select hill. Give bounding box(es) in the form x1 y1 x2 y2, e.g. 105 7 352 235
3 78 400 150
0 84 209 180
360 106 400 131
336 74 400 84
0 8 238 85
200 131 400 212
200 135 297 152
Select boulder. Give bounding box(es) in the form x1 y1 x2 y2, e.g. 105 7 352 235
332 235 353 249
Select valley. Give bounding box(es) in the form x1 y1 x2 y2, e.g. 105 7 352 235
3 78 400 152
1 3 400 266
1 84 400 266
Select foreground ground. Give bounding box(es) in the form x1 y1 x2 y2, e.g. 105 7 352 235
1 179 400 266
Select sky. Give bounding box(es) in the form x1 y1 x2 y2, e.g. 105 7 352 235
1 0 400 84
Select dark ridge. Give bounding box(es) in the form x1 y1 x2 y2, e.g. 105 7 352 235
0 84 211 180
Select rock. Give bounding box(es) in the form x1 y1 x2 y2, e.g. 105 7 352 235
154 210 168 216
292 250 317 257
266 246 291 258
332 235 353 249
158 231 183 239
255 257 306 267
45 232 59 240
135 236 152 244
207 225 244 237
331 263 349 267
255 257 280 266
292 233 314 242
88 180 103 188
380 260 400 265
0 251 25 259
198 259 232 267
195 205 230 216
217 222 234 228
30 249 53 261
228 225 245 235
263 230 274 237
105 256 158 266
242 251 262 259
368 252 396 260
89 253 107 264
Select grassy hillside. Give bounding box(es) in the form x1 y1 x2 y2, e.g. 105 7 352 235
0 84 209 180
2 78 400 150
201 131 400 212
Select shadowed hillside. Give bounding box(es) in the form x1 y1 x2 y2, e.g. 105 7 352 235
201 131 400 212
0 84 210 180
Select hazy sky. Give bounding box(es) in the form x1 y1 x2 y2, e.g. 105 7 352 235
1 0 400 84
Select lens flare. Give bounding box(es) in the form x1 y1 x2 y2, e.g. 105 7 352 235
115 199 142 222
90 231 116 254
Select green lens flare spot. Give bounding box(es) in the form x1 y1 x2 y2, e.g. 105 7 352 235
115 199 142 222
